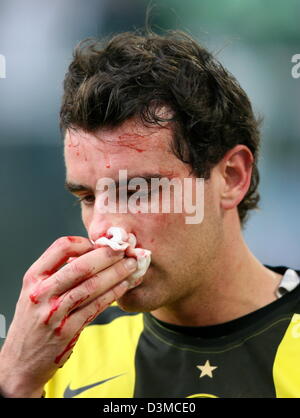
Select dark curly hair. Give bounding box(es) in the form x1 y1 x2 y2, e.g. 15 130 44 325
60 30 261 226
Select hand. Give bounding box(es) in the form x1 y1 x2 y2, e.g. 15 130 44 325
0 236 137 397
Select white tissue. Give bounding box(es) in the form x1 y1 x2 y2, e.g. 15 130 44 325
94 227 151 288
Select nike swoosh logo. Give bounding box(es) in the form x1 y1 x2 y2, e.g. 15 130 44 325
63 373 124 398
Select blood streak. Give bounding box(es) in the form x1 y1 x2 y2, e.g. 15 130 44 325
118 133 146 141
67 295 90 314
54 332 81 364
29 279 46 303
42 252 76 276
115 142 145 153
97 232 113 240
40 271 54 279
29 292 40 304
67 236 81 243
36 261 67 283
114 134 147 153
44 296 62 325
54 311 100 364
29 280 54 304
54 315 68 336
41 266 62 280
53 295 90 336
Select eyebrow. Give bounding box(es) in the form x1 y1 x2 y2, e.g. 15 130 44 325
65 173 172 194
65 182 93 194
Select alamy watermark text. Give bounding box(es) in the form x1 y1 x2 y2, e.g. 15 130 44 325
291 54 300 79
92 170 204 225
0 54 6 79
0 314 6 338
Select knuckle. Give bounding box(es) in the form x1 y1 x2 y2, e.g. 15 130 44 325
51 271 63 290
67 289 85 307
23 271 34 286
28 283 47 304
23 266 41 285
55 236 73 253
91 299 104 313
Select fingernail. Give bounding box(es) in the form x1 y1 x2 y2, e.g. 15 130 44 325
124 258 137 270
127 277 143 290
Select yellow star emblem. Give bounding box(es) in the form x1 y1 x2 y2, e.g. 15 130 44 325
197 360 218 378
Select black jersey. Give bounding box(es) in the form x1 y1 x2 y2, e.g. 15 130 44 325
45 266 300 398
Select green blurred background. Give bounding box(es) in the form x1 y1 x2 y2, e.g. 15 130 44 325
0 0 300 345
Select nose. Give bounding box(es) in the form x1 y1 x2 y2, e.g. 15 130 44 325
87 205 132 243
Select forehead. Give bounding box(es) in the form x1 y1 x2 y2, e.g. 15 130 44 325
64 118 189 185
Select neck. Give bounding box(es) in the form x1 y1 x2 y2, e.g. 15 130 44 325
151 218 282 327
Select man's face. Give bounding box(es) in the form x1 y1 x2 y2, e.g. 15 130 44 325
64 118 223 313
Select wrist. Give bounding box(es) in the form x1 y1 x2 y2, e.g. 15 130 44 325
0 381 44 398
0 372 44 398
0 354 45 398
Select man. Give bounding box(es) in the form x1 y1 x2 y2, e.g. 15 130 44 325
0 30 299 398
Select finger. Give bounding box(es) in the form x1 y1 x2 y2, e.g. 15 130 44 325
25 236 94 282
78 278 132 317
51 278 133 366
44 257 137 326
46 246 126 297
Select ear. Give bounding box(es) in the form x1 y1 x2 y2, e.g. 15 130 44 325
218 145 254 211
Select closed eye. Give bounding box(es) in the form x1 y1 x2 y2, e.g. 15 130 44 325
74 194 95 206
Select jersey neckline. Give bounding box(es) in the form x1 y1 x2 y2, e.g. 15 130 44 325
144 266 300 345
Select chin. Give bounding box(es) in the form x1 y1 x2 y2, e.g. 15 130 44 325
116 265 167 312
116 282 162 313
116 285 149 313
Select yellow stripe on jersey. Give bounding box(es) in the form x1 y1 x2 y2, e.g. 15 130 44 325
273 313 300 398
44 311 144 398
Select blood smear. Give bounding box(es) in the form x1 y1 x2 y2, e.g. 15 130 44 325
29 293 40 304
54 315 68 336
54 332 80 364
44 296 61 325
54 311 99 364
67 236 80 243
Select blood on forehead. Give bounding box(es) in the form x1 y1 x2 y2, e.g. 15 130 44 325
65 120 176 170
94 119 174 154
68 113 173 146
